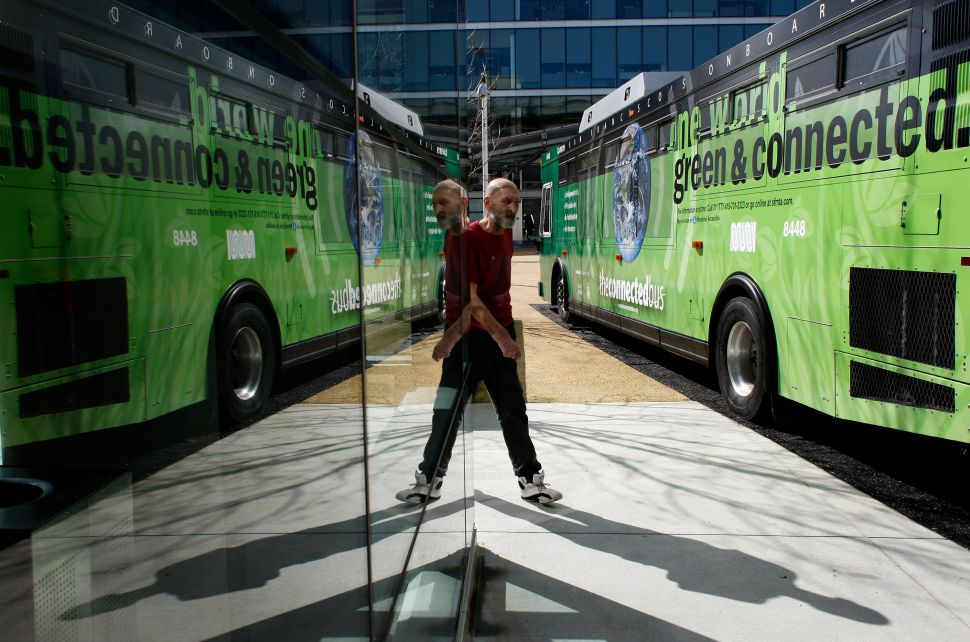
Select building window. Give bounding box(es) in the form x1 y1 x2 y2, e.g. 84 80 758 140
466 0 488 21
490 0 515 20
644 0 666 18
566 28 591 88
643 26 667 71
668 25 692 70
592 28 616 88
541 28 565 87
694 25 718 68
617 26 641 83
516 28 540 89
617 0 643 18
565 1 591 20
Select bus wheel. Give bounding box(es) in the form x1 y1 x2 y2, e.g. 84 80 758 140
217 303 276 423
556 269 572 323
715 298 769 420
438 270 447 325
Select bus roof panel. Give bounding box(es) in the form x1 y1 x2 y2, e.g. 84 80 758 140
358 83 424 137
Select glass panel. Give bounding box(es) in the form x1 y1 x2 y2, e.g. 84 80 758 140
695 0 718 17
592 1 615 18
405 31 430 91
643 26 668 71
617 26 642 83
541 28 566 87
356 2 469 639
135 69 190 115
516 28 540 89
14 2 373 640
592 28 617 88
566 28 592 88
842 26 907 88
719 24 746 51
429 0 458 22
543 0 568 19
617 0 643 18
668 0 692 17
787 52 836 99
406 0 430 22
490 0 515 20
520 0 541 20
466 0 489 20
59 46 129 104
694 25 719 68
430 31 458 90
567 0 592 18
772 0 796 15
668 25 693 70
490 30 514 89
644 0 667 18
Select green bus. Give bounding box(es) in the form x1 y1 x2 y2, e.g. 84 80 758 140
0 0 457 462
539 0 970 443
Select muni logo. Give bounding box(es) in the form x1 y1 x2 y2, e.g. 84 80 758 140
227 230 256 260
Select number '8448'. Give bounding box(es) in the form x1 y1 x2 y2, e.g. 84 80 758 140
783 220 806 238
173 230 198 246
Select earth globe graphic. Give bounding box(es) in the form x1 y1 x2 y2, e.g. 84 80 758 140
612 123 651 262
343 131 384 267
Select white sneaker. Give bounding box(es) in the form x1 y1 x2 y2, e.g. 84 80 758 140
395 471 442 504
518 472 562 504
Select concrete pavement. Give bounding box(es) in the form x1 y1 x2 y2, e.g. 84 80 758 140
470 250 970 640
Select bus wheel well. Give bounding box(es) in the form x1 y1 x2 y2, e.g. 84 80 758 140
216 280 282 356
212 280 282 424
551 262 564 306
708 273 778 419
552 259 572 323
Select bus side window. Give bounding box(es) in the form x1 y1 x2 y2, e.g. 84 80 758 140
786 52 837 103
540 183 552 236
602 139 620 171
658 120 673 152
59 45 130 106
559 159 574 186
335 132 353 160
646 126 658 153
731 80 767 125
841 24 908 91
135 68 190 117
210 93 251 138
314 127 336 159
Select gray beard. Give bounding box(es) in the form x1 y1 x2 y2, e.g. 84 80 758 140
488 210 516 229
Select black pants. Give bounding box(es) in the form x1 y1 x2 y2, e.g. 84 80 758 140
418 323 541 480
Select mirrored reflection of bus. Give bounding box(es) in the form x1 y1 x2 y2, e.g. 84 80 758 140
0 0 456 463
539 0 970 443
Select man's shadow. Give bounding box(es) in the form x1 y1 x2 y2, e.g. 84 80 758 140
477 492 889 626
60 499 468 620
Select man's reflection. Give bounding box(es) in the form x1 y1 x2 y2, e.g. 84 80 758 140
395 179 469 504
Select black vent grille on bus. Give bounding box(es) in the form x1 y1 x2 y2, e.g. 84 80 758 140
0 20 34 71
19 367 130 419
849 268 955 369
850 361 955 413
929 48 970 148
932 0 970 50
15 278 130 377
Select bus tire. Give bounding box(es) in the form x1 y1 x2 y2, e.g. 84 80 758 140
555 267 572 324
715 297 770 420
217 303 277 423
437 266 447 325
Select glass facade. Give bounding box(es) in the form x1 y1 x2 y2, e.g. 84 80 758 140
351 0 815 145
